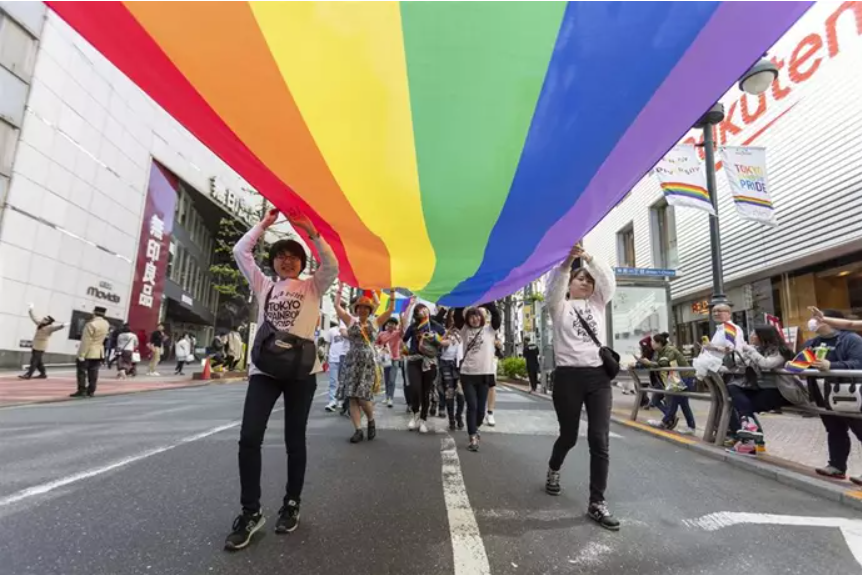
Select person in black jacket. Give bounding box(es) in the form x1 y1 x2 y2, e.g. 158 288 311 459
523 336 540 393
801 309 862 484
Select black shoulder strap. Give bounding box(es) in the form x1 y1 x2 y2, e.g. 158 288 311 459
264 286 275 309
573 308 602 349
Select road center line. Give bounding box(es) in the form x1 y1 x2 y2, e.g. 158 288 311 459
0 413 272 508
440 436 491 575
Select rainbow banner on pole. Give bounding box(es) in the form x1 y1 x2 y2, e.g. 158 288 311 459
47 2 810 305
653 146 716 215
719 146 778 227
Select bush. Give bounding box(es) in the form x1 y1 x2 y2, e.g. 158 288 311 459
499 356 527 379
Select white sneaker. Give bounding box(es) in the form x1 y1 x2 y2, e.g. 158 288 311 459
408 415 417 431
678 427 696 436
487 413 496 427
324 402 336 413
419 420 428 434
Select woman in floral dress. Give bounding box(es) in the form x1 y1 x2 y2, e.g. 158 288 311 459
334 283 395 443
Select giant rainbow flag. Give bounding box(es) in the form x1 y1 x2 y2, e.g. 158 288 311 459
48 2 811 306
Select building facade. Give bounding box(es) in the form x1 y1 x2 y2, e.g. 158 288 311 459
584 1 862 350
0 7 317 368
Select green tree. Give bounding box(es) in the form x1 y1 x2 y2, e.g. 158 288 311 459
209 216 258 330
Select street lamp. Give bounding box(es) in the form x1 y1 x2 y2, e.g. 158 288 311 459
696 56 778 331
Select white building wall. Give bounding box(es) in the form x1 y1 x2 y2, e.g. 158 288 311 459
0 9 263 359
584 1 862 303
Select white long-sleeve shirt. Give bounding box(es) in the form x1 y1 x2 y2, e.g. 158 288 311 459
545 256 616 368
233 223 339 376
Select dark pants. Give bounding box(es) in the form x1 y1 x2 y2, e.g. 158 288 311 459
407 359 436 420
820 415 862 474
647 371 667 411
175 361 186 374
461 374 490 436
527 362 539 391
440 359 464 423
549 366 612 504
25 350 46 377
728 385 786 421
76 359 101 394
239 373 317 512
663 379 697 429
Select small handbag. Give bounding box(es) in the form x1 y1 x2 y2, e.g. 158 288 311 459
573 309 621 379
812 378 862 413
251 287 316 380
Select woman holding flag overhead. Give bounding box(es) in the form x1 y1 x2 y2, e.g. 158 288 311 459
334 282 396 444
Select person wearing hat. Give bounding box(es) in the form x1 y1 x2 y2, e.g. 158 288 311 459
71 306 110 398
19 303 66 380
224 207 338 551
333 282 396 444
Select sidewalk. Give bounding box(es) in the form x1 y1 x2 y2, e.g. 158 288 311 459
503 379 862 479
0 363 245 407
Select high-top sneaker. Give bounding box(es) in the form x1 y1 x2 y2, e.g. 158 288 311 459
545 468 561 496
587 501 620 531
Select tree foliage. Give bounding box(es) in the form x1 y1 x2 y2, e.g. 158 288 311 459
209 217 264 330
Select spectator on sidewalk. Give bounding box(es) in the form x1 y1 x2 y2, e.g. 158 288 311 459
71 306 110 398
226 328 243 371
725 325 797 455
643 333 696 436
693 304 746 378
175 333 192 376
147 324 165 376
106 326 121 369
635 335 666 411
19 304 65 380
801 310 862 484
116 324 139 380
524 336 540 393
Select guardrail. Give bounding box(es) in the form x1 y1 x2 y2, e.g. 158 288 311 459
629 366 862 446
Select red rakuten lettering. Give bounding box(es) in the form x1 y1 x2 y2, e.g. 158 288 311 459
719 102 742 145
770 57 792 101
789 33 824 82
740 93 767 124
826 1 862 58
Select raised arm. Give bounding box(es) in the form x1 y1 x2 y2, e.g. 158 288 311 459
546 249 577 321
484 302 501 331
232 211 276 296
584 252 616 308
375 290 396 328
453 308 466 330
810 307 862 332
28 305 40 325
332 281 354 327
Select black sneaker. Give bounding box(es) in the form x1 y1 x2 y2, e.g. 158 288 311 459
367 420 376 441
449 421 457 431
224 510 265 551
430 406 438 417
545 468 561 496
69 391 87 398
34 374 48 379
350 429 364 443
17 374 30 380
587 501 620 531
456 417 464 430
467 435 479 452
275 501 300 534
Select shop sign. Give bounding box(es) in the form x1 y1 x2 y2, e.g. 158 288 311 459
691 300 710 315
19 339 32 348
210 176 258 227
614 267 677 278
181 294 194 306
86 286 121 304
128 163 177 335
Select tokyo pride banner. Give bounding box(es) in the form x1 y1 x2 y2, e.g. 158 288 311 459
653 146 715 215
719 146 777 227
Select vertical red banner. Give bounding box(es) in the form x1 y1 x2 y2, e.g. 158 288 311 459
128 162 178 337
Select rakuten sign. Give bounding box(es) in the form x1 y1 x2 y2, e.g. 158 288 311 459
684 1 862 156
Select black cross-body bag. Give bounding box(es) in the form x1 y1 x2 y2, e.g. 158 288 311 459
251 287 316 380
573 309 621 379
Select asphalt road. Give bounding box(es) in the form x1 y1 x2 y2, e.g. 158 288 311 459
2 376 861 575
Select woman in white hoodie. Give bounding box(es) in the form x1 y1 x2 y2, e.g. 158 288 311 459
544 244 619 531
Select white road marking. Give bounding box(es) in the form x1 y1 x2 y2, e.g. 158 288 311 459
684 512 862 568
440 436 491 575
0 413 275 508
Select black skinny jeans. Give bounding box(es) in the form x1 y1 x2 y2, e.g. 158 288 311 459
527 362 540 391
549 366 612 504
461 374 490 436
239 373 317 513
407 359 436 420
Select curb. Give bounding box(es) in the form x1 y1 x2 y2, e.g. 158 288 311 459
500 380 862 512
0 376 248 409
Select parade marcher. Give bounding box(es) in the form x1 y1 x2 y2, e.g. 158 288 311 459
70 306 110 398
224 207 338 551
454 303 501 451
116 323 139 380
440 311 465 431
403 300 445 433
544 244 620 531
486 335 503 426
334 283 396 443
376 317 403 408
325 323 348 412
19 303 65 380
524 336 540 393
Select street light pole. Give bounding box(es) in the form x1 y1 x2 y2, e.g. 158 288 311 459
700 118 730 333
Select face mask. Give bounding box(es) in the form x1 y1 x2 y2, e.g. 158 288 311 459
807 318 820 332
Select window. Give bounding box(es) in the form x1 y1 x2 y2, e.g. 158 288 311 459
0 119 16 176
0 15 37 81
650 200 678 269
616 223 636 268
